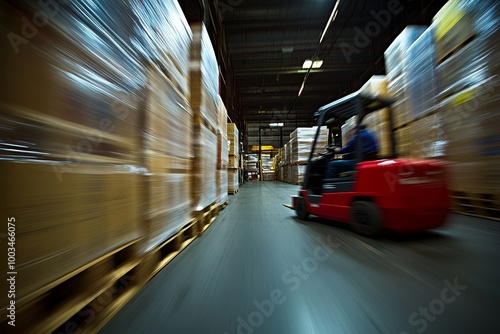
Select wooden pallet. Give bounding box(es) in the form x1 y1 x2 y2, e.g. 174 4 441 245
139 218 200 283
451 191 500 221
229 188 239 195
0 238 143 334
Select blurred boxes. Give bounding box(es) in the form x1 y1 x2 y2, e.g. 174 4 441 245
359 75 388 98
0 161 141 301
385 26 440 127
433 0 500 99
227 123 240 157
406 26 439 119
289 127 328 164
190 22 220 209
228 170 239 192
442 79 500 194
291 165 307 185
133 0 192 96
384 26 427 81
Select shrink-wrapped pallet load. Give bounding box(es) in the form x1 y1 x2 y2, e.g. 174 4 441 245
384 26 427 128
0 0 145 304
290 127 328 165
217 96 229 204
190 23 219 208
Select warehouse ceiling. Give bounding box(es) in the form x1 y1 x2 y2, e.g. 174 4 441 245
182 0 448 150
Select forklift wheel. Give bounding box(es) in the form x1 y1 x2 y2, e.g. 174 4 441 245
296 197 309 220
351 201 383 237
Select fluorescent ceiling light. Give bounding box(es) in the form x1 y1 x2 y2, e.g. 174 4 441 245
302 59 313 69
269 122 284 127
302 59 323 69
313 60 323 68
282 46 294 53
320 0 341 44
298 82 305 96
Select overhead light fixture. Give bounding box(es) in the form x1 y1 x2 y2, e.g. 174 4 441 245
302 59 323 69
269 122 284 128
302 59 313 69
298 82 305 96
320 0 341 44
282 46 294 53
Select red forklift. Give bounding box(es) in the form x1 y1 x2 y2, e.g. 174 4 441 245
285 91 450 236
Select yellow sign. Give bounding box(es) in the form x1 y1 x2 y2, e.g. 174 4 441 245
252 145 274 151
434 0 465 40
451 88 475 107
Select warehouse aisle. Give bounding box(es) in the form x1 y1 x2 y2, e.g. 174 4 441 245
100 182 500 334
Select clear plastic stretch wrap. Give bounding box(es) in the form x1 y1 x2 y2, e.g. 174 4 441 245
1 1 144 162
287 165 293 183
193 125 218 210
406 26 439 118
0 161 141 302
434 0 500 99
384 26 428 127
384 26 427 81
132 0 192 96
432 0 499 62
287 140 293 165
262 154 272 172
290 126 328 164
217 96 229 169
1 1 148 301
282 143 289 164
292 165 307 184
145 171 192 251
245 154 258 172
145 64 193 157
442 77 500 194
190 23 220 131
228 170 239 192
217 170 229 204
227 123 239 156
409 112 446 159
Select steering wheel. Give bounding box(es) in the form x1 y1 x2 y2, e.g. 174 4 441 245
325 144 339 152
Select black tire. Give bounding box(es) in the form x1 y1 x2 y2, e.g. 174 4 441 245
351 201 383 237
295 196 309 220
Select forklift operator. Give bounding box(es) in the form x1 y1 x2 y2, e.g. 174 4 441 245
325 124 379 179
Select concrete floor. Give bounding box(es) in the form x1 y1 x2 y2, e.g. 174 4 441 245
100 181 500 334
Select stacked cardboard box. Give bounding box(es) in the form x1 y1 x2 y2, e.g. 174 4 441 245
134 0 194 252
217 96 229 204
291 165 307 185
142 63 193 251
359 76 392 157
290 127 328 165
243 154 257 182
434 0 500 200
0 1 145 302
227 123 240 192
385 25 445 158
190 23 219 208
384 26 428 129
